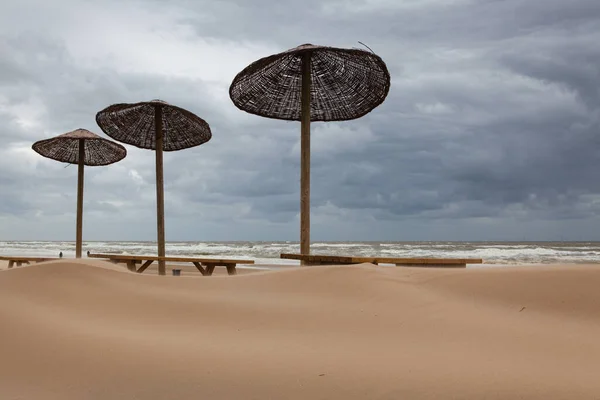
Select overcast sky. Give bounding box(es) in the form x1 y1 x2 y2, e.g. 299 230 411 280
1 0 599 242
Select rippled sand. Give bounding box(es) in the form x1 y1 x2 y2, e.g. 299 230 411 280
1 259 600 399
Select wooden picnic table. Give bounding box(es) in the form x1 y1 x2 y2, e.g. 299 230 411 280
280 253 483 268
86 252 254 275
0 256 62 268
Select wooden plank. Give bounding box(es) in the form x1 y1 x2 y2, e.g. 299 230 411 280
396 263 466 268
300 52 312 264
87 253 149 260
87 253 254 264
371 257 481 264
136 260 154 273
280 254 354 263
280 253 482 265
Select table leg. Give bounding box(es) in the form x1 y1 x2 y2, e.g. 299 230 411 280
192 262 207 276
137 260 154 273
126 260 137 272
226 265 237 275
205 264 216 276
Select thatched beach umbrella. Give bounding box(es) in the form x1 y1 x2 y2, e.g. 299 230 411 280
32 129 127 258
229 43 391 259
95 100 212 275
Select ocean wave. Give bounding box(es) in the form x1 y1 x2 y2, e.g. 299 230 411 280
2 241 600 265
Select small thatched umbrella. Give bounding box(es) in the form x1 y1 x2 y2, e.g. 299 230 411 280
229 43 391 259
95 100 212 275
32 129 127 258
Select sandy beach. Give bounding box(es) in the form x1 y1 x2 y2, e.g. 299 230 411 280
1 259 600 399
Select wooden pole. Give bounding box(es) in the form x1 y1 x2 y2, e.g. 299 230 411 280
154 106 166 275
300 52 312 264
75 138 85 258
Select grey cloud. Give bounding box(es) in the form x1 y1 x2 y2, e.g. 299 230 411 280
1 0 600 241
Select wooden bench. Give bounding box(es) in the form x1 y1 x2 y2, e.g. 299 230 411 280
86 252 255 275
0 256 62 268
280 253 483 268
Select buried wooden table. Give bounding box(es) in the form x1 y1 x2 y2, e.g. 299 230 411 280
87 252 254 275
0 256 62 268
280 253 483 268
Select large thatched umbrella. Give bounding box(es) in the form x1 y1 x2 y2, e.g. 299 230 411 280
32 129 127 258
95 100 212 275
229 43 391 260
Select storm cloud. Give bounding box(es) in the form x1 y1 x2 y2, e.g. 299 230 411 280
0 0 599 241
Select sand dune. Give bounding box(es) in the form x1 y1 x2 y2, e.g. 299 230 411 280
1 260 600 399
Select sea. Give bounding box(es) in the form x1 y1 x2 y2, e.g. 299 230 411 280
2 241 600 267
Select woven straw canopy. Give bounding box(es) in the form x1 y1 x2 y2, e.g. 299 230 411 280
229 43 391 122
95 99 212 151
32 129 127 166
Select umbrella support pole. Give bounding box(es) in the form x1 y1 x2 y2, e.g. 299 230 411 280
75 139 85 258
155 106 167 275
300 53 312 264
